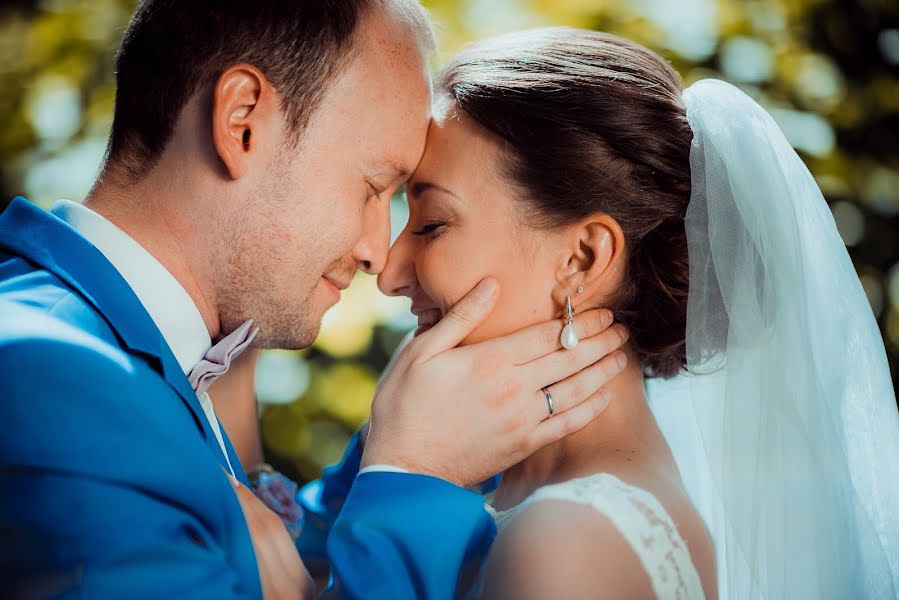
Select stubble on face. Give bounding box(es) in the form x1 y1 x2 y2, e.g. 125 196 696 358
213 9 431 349
215 151 325 349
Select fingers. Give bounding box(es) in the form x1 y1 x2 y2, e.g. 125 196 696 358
414 278 499 357
529 349 628 422
229 481 278 596
228 475 308 599
531 387 612 452
484 308 614 366
525 323 629 392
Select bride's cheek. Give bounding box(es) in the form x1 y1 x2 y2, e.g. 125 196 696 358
422 247 467 302
416 249 447 291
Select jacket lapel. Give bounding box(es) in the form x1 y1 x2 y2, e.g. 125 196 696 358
0 197 219 451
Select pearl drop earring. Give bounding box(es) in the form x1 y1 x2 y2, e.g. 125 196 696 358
561 295 579 350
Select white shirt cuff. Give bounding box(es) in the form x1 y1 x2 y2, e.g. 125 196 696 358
357 464 410 476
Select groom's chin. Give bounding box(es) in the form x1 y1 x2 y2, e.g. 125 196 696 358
252 319 321 351
250 299 326 351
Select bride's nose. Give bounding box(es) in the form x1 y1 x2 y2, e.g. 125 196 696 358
352 195 391 275
378 231 417 298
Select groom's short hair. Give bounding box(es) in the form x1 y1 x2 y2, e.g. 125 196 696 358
105 0 434 181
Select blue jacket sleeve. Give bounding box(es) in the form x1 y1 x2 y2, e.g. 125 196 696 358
295 428 364 568
294 430 502 575
322 471 496 600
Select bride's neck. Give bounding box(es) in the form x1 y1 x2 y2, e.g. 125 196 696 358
492 350 657 509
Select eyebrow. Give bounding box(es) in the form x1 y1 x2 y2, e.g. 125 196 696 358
408 181 459 199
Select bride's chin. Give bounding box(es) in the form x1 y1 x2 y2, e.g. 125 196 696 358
414 324 434 337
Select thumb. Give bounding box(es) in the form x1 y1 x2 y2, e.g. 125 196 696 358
416 278 499 357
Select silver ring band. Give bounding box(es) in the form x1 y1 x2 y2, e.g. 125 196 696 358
542 387 555 417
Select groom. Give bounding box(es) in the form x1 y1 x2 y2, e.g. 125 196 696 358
0 1 625 598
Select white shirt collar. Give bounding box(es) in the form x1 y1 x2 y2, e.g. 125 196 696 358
53 199 211 375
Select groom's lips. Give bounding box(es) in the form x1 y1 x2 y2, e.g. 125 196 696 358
321 274 352 303
411 305 443 336
323 274 352 291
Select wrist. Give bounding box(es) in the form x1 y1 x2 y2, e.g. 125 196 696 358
360 448 462 487
360 447 414 475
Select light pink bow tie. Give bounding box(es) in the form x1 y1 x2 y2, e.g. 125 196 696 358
188 319 260 396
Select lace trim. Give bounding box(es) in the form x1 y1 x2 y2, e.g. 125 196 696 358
486 473 705 600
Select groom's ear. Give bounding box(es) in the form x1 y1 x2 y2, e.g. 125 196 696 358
554 215 626 308
211 64 272 180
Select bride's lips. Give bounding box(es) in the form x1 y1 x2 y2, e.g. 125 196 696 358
411 305 443 336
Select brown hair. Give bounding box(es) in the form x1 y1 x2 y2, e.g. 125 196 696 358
438 28 693 378
106 0 433 180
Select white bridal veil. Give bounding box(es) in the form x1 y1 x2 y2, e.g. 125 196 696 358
649 79 899 600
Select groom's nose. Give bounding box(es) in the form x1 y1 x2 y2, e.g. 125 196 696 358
352 195 391 275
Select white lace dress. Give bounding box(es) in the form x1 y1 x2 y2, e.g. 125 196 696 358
484 472 706 600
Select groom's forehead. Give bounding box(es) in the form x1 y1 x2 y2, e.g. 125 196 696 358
377 158 412 181
358 149 419 187
343 54 432 172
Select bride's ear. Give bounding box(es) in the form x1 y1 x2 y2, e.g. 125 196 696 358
553 214 626 309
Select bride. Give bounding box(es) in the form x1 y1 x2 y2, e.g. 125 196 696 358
377 27 899 599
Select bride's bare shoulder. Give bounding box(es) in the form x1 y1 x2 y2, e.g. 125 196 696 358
482 469 718 600
482 499 655 600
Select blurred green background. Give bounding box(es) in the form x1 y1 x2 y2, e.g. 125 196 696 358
2 0 897 484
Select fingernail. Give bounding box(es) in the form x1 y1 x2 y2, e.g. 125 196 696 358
602 310 613 327
473 278 498 302
616 352 628 370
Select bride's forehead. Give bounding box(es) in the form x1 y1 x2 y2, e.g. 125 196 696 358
421 115 501 171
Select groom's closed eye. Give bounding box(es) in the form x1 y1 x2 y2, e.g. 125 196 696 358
373 160 412 189
365 180 385 200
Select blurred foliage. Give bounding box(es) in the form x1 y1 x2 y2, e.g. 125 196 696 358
1 0 897 484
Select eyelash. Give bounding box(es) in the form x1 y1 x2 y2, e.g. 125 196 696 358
412 222 446 237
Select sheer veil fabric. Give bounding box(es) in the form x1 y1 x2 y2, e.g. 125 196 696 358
649 79 899 599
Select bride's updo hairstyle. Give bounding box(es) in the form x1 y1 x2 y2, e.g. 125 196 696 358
437 28 693 378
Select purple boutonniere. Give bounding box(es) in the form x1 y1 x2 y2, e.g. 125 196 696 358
248 464 304 539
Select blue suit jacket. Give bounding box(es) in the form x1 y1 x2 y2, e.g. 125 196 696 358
0 197 495 599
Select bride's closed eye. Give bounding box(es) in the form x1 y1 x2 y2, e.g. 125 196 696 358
406 181 460 241
412 221 446 237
